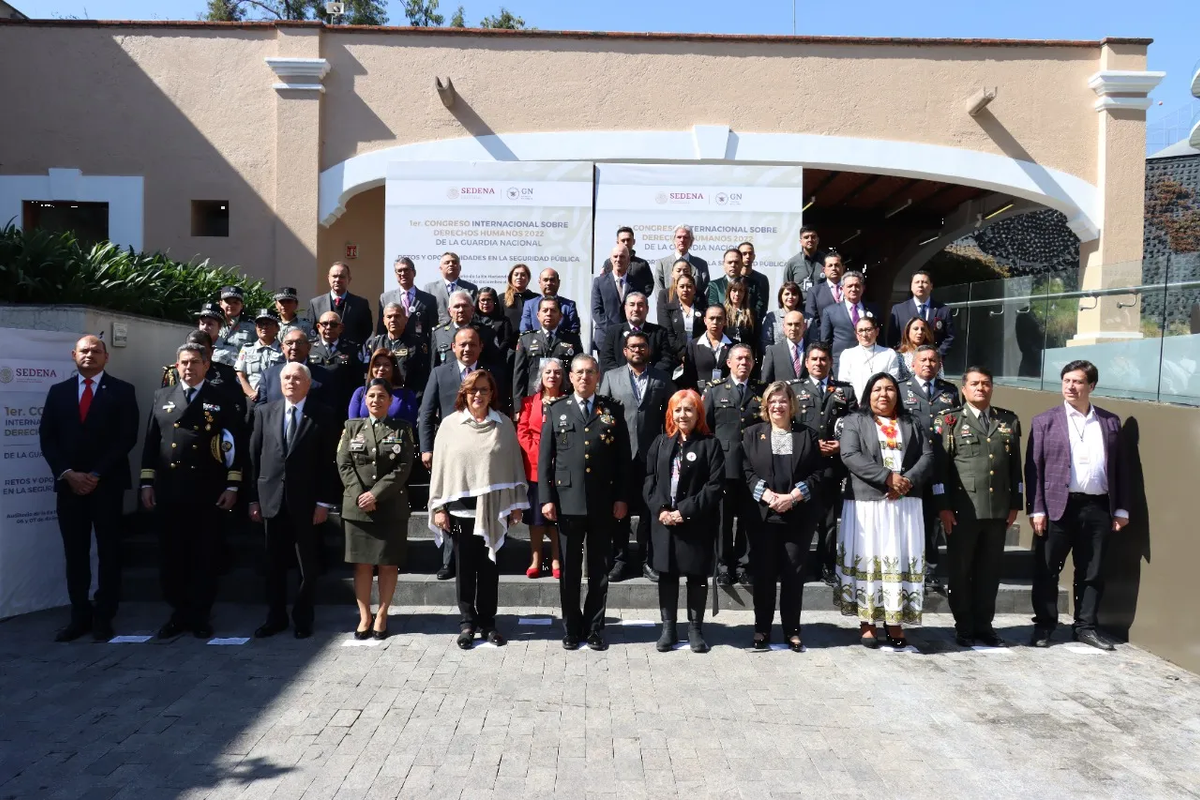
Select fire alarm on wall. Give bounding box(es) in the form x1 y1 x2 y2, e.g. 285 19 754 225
345 244 358 260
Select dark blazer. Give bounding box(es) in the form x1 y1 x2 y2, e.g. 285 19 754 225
601 321 673 374
598 365 674 463
140 381 243 504
247 399 341 517
819 300 883 361
519 294 581 334
40 373 139 491
803 281 839 345
253 361 335 408
741 422 824 526
337 416 415 525
423 278 479 326
839 412 935 501
643 432 725 576
377 286 438 338
417 358 510 453
1025 404 1130 521
682 335 733 393
660 300 705 363
503 289 539 345
537 394 631 517
888 296 956 356
512 328 584 411
703 377 762 480
308 291 373 347
590 271 651 352
654 253 710 300
760 340 808 384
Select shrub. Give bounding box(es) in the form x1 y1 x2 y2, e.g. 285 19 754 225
0 224 274 322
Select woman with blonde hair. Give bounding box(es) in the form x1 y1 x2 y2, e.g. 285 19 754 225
723 277 759 362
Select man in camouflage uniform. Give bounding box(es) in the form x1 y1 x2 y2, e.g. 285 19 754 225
363 301 431 399
234 308 283 399
932 364 1022 648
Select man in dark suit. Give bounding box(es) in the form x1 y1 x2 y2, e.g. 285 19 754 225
308 309 364 419
683 305 733 394
512 296 583 411
140 343 242 639
788 342 858 585
254 329 334 408
418 328 509 579
653 225 710 300
1025 360 1131 651
599 226 651 275
377 256 437 338
803 253 845 344
599 293 673 374
591 244 653 352
737 241 770 320
539 354 631 651
39 335 139 642
818 270 881 373
598 331 674 582
308 262 373 347
703 344 762 585
888 269 956 356
706 248 748 308
761 311 808 384
519 268 581 334
423 251 479 326
247 362 341 639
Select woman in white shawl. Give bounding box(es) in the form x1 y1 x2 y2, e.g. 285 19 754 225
429 369 529 650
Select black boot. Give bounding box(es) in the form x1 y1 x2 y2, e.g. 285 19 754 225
657 574 679 652
686 577 709 653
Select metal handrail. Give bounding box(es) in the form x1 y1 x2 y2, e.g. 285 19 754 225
942 279 1200 309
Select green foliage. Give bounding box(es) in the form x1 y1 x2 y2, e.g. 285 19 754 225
0 224 274 323
478 6 524 28
403 0 444 25
202 0 246 21
449 4 465 26
200 0 387 25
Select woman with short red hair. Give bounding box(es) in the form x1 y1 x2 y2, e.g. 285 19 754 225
642 389 725 653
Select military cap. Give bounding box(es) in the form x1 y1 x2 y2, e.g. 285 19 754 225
196 302 224 321
273 286 299 301
219 285 245 301
253 308 280 324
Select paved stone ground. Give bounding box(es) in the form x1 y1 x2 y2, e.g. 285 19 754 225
1 603 1198 800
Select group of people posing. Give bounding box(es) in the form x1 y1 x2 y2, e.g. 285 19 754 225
39 222 1133 656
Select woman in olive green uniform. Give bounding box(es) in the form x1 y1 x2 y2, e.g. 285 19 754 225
337 378 415 639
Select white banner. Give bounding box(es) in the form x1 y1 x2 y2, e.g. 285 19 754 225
0 328 91 619
384 161 595 332
594 164 804 319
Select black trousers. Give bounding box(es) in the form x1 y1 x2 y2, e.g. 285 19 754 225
441 538 456 572
946 517 1007 636
657 573 707 625
57 486 124 625
718 479 753 574
452 518 498 631
1032 494 1110 632
922 486 944 571
558 515 611 636
263 506 320 628
158 501 220 627
749 519 811 637
812 477 841 576
612 494 652 570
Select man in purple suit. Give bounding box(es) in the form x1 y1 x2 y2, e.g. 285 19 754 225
1025 360 1131 650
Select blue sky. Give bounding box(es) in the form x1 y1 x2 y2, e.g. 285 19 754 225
20 0 1199 126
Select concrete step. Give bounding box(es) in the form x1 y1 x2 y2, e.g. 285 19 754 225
119 566 1063 613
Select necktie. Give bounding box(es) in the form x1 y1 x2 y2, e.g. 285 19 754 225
185 387 196 404
850 304 860 325
546 330 555 349
447 283 456 296
736 383 745 404
920 302 928 321
831 283 841 303
980 409 989 429
79 378 94 422
402 290 412 313
617 276 626 302
462 365 472 382
581 398 591 417
792 344 802 377
334 295 344 311
285 406 297 452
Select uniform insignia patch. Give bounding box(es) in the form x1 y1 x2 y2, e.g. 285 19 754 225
162 402 175 412
392 444 402 454
686 452 697 462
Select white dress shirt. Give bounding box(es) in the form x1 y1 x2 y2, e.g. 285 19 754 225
1030 402 1127 520
457 360 479 382
78 370 104 400
282 397 307 439
843 299 867 321
837 344 900 403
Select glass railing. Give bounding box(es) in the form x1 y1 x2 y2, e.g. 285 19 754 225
940 255 1200 406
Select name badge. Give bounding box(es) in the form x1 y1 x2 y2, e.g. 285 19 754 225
349 441 366 452
711 368 723 383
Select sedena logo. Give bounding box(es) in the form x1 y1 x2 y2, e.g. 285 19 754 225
461 187 496 195
446 187 460 199
0 367 12 384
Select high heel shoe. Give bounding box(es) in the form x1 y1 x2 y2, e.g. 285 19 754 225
552 564 561 579
885 630 909 650
752 633 770 651
525 565 540 579
354 626 371 640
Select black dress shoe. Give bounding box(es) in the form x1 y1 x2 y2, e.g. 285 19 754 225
860 631 879 649
656 623 677 652
821 566 838 588
372 627 389 641
736 569 752 587
607 564 628 583
193 623 215 640
975 631 1007 648
484 629 506 646
353 628 372 641
586 632 607 651
642 564 660 583
1030 627 1052 648
457 629 475 649
92 619 115 642
293 626 312 639
255 621 289 639
716 571 733 587
954 633 975 648
55 620 91 643
157 620 187 639
752 634 770 651
1074 629 1115 651
436 567 454 580
886 633 909 650
689 626 710 654
561 634 580 650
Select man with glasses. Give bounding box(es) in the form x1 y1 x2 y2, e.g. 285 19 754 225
309 311 364 419
254 330 334 408
424 252 479 326
818 270 881 374
803 252 846 344
539 355 631 651
653 224 710 301
737 241 770 320
378 256 437 338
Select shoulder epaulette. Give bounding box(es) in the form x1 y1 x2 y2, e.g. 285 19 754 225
546 394 571 406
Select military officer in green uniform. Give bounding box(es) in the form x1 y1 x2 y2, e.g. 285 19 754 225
140 342 243 640
430 290 499 369
933 364 1023 648
901 344 962 591
787 341 858 585
217 285 257 363
234 308 283 399
703 344 763 585
512 296 583 411
363 302 431 399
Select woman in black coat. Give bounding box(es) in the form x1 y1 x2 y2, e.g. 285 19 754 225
742 380 825 651
643 389 725 653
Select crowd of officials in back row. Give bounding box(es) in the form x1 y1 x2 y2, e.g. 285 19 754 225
40 223 1133 655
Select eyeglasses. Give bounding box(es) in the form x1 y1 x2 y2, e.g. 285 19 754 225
317 321 339 327
466 388 491 396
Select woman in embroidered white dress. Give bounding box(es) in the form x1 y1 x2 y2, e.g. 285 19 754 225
836 372 935 649
837 314 900 403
